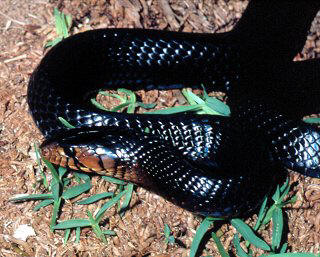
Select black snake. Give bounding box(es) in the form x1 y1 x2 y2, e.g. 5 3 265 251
28 0 320 218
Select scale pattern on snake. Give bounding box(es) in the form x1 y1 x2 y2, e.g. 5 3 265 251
27 0 320 218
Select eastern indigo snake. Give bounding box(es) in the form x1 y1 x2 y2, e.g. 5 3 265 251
28 0 320 217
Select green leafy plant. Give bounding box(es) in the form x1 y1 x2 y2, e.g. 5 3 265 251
45 8 72 47
164 224 176 245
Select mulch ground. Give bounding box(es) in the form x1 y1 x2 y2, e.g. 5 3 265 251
1 0 320 256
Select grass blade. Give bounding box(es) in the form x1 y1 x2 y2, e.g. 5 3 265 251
9 194 53 202
211 231 230 257
119 183 134 216
33 199 54 211
233 233 250 257
271 207 283 251
96 190 127 222
190 217 214 257
55 219 91 229
231 219 270 251
62 181 91 200
76 192 115 205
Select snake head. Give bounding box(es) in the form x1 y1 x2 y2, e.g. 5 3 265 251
40 127 151 185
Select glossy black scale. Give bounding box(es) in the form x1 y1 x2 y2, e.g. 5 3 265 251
28 0 320 217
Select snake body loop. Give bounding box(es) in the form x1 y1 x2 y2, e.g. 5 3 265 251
28 0 320 217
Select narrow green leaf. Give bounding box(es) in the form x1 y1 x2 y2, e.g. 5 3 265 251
58 166 68 179
254 195 268 231
53 8 63 36
271 207 283 251
204 97 231 116
75 227 81 243
262 204 277 226
279 178 289 193
76 192 115 205
50 197 62 231
45 37 63 48
97 91 126 101
102 230 117 236
74 172 91 182
281 195 297 207
211 232 230 257
190 217 214 257
164 224 171 238
54 219 91 229
63 229 71 245
136 102 157 109
303 117 320 124
147 105 203 114
233 233 250 257
231 219 270 251
62 181 91 200
33 199 54 211
119 183 134 216
96 190 127 222
182 89 205 105
111 102 131 112
58 117 76 128
279 243 288 253
9 193 53 202
42 158 60 184
91 98 109 111
272 185 281 202
87 210 107 244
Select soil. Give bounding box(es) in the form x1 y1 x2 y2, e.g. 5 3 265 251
0 0 320 256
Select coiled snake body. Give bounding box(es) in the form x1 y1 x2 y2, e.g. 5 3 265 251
28 1 320 217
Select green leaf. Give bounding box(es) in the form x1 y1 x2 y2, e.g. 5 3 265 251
272 185 281 202
279 243 288 253
45 37 63 48
54 219 91 229
75 227 81 244
204 97 231 116
58 117 76 128
190 217 214 257
87 210 107 244
51 197 62 231
9 193 53 202
211 232 230 257
303 117 320 124
271 207 283 251
91 98 109 111
254 195 268 231
33 199 54 211
76 192 115 205
53 8 71 38
63 229 71 245
96 190 128 222
231 219 270 251
119 183 134 216
62 181 92 200
136 102 157 109
182 89 205 105
102 230 117 236
233 233 250 257
147 105 203 114
164 224 171 238
42 158 60 185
